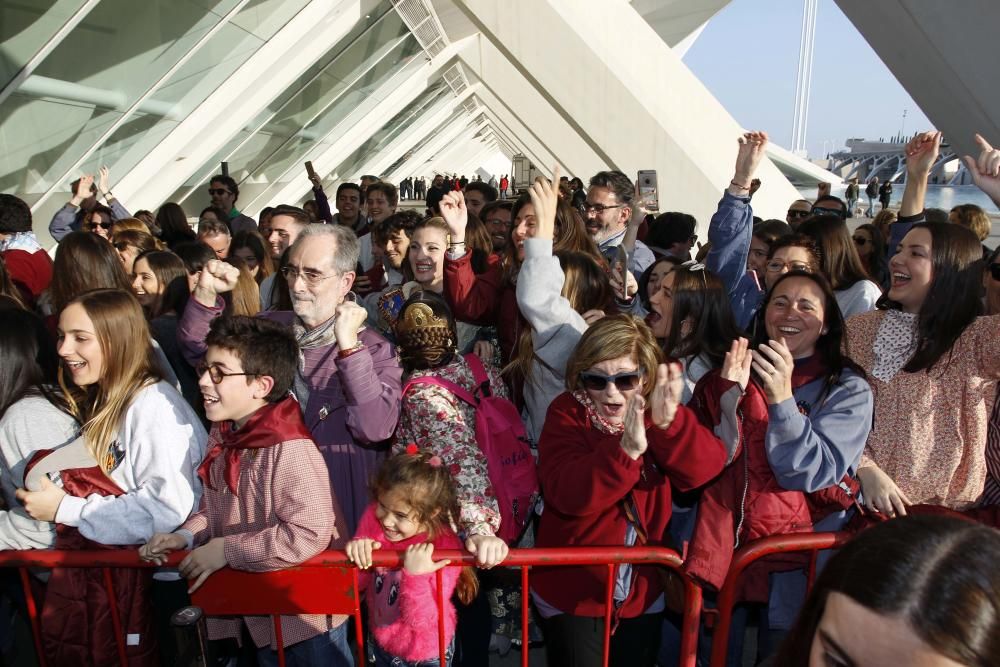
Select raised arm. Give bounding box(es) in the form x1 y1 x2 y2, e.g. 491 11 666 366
706 132 768 296
899 131 941 218
962 133 1000 210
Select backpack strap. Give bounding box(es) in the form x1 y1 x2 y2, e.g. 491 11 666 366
403 374 478 406
462 353 493 398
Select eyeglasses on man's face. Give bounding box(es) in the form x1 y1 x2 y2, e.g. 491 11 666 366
208 188 232 196
281 265 337 286
583 202 625 215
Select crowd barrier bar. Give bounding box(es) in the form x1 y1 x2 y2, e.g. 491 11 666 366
707 531 853 667
0 545 700 667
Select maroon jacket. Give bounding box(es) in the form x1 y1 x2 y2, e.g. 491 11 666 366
533 392 727 618
443 252 523 365
683 373 814 600
27 451 158 666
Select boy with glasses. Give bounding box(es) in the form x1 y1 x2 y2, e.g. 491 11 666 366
141 315 351 665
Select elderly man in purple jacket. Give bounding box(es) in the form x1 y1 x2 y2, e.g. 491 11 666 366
178 223 402 533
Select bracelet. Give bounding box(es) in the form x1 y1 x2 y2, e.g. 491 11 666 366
337 341 365 359
448 241 465 247
729 179 751 191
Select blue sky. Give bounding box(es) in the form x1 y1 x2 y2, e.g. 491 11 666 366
683 0 933 159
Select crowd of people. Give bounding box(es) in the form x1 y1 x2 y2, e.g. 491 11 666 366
0 127 998 667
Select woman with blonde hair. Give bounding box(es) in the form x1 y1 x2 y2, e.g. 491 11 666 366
15 288 206 665
223 255 261 318
533 313 727 666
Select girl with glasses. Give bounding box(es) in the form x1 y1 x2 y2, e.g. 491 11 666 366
533 313 727 667
16 289 207 665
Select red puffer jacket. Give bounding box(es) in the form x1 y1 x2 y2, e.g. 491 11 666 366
682 373 815 602
27 451 159 667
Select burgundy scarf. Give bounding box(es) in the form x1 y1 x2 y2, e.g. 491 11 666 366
790 353 830 390
197 396 313 494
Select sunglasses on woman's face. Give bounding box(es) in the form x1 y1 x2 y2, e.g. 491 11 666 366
87 221 113 230
580 370 643 392
852 236 870 246
990 263 1000 282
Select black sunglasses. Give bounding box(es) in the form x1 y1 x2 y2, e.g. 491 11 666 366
811 206 846 219
852 236 870 247
208 188 231 196
580 370 643 392
786 209 811 219
87 221 113 230
990 264 1000 281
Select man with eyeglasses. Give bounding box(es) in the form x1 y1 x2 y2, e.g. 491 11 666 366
49 167 132 242
208 174 257 236
179 223 402 535
786 199 813 229
584 170 655 276
480 200 513 253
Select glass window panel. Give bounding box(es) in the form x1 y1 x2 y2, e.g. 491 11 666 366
0 0 89 88
238 35 423 202
164 1 399 206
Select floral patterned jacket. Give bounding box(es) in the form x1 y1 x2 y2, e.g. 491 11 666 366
393 355 506 537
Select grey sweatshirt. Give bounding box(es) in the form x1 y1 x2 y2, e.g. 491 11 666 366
0 395 79 549
517 238 589 444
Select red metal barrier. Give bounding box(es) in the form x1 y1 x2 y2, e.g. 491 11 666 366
0 545 701 667
707 531 853 667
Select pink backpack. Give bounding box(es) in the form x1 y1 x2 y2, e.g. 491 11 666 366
402 353 539 543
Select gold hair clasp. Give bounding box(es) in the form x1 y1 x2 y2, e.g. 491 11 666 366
396 302 449 336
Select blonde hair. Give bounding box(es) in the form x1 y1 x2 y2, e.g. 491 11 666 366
564 314 663 399
113 217 154 235
58 289 162 473
223 256 261 317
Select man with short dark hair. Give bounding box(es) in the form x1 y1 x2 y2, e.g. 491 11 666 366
585 170 655 275
646 212 697 261
332 183 362 230
208 175 256 235
479 200 513 253
425 174 448 214
360 183 398 273
0 194 52 305
786 199 813 228
463 181 498 219
259 204 311 309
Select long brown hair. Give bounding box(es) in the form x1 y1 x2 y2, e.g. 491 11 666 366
50 231 133 314
230 230 274 284
58 289 162 473
371 451 478 604
223 255 261 317
503 194 603 282
506 251 613 383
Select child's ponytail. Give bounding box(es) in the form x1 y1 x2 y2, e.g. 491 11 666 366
456 567 479 605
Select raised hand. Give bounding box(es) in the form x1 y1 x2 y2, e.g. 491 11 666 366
733 131 769 187
649 362 684 430
333 300 368 350
620 393 648 460
439 191 468 243
72 174 95 204
527 165 562 241
609 262 638 301
904 130 942 177
750 339 794 404
98 166 110 197
721 337 752 391
194 259 240 303
962 133 1000 207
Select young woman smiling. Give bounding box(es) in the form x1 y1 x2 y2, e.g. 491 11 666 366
15 289 206 664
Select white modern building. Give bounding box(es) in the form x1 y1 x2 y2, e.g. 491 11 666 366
1 0 991 245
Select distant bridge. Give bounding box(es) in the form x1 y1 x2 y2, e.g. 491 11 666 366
828 139 967 185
